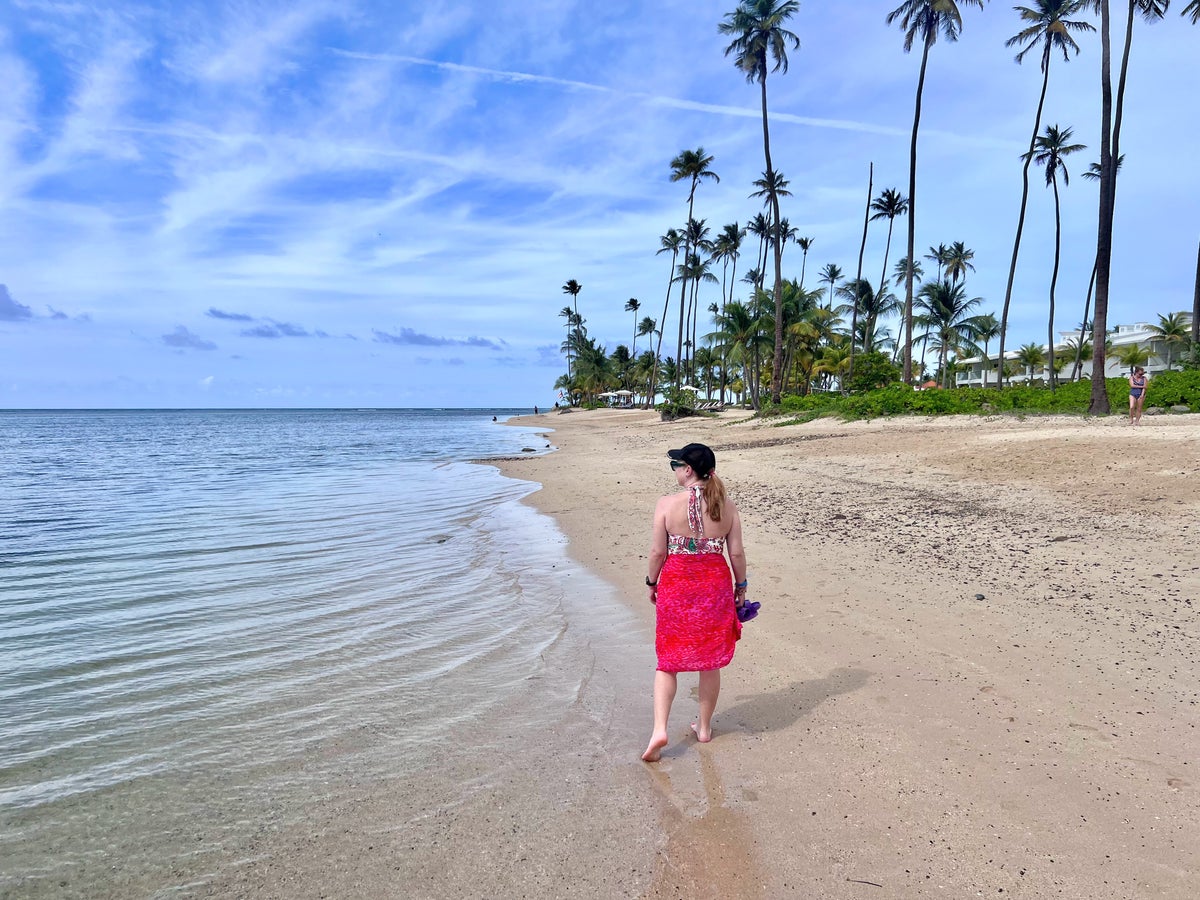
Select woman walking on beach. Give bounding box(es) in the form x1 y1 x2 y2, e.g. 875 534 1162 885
1128 366 1148 425
642 442 748 762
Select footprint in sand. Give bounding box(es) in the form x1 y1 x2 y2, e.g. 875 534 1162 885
979 685 995 693
1068 723 1112 742
1166 777 1189 790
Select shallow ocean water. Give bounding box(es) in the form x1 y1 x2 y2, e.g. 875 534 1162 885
0 409 644 896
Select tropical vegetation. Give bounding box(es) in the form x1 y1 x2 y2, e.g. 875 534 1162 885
548 1 1198 419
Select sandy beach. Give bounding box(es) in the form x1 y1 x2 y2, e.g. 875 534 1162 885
496 407 1200 899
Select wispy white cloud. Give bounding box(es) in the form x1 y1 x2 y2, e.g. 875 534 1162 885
0 1 1195 408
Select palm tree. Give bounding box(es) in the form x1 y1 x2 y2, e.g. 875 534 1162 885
559 305 576 382
774 217 799 268
814 340 853 391
569 333 613 405
625 298 642 356
713 222 745 309
796 236 814 289
679 245 719 383
997 1 1093 389
870 188 909 307
1193 239 1200 347
709 299 770 409
670 149 719 385
914 280 985 388
1183 1 1200 22
819 263 842 312
925 243 950 286
651 229 685 403
1115 342 1151 373
1086 0 1168 411
1089 0 1116 412
887 0 985 384
712 222 745 402
638 315 657 347
562 279 582 320
893 256 923 289
973 313 1001 388
849 161 873 384
1016 341 1047 381
1062 334 1093 381
943 241 976 287
1074 155 1124 372
746 212 772 292
1027 123 1086 390
1146 312 1191 370
840 279 898 354
720 0 801 404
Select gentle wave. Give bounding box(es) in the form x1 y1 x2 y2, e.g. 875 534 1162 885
0 411 558 821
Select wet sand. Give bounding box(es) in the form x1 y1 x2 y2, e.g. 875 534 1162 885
497 407 1200 899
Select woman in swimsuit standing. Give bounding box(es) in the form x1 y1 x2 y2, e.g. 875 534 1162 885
1128 366 1148 426
642 442 748 762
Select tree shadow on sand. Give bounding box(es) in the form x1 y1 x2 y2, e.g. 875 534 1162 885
718 666 872 734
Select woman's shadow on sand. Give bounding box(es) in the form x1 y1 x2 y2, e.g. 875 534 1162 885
718 666 871 735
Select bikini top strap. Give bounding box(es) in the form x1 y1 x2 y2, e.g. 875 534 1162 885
687 485 705 538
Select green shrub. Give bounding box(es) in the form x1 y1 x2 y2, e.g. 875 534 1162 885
1145 370 1200 408
844 351 902 394
766 377 1141 421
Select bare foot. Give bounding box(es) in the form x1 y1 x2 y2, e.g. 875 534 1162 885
690 722 713 743
641 732 669 762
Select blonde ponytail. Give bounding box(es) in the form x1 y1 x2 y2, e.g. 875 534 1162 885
702 472 726 522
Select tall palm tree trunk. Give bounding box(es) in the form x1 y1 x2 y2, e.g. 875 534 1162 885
688 275 700 385
879 221 896 316
902 37 933 384
849 162 873 387
1048 174 1063 391
650 249 678 406
1192 236 1200 346
760 74 784 405
1073 260 1097 381
998 52 1052 390
675 264 688 387
722 252 738 404
1110 0 1136 216
1090 0 1114 414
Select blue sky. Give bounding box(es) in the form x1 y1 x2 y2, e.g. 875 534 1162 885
1 0 1196 409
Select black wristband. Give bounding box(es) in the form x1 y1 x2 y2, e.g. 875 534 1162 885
646 576 657 587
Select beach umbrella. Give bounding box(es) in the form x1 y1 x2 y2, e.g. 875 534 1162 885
679 384 700 392
613 390 633 396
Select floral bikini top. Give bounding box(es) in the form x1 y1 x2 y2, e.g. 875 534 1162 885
667 486 726 555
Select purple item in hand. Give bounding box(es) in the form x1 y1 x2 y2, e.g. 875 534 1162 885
736 600 760 623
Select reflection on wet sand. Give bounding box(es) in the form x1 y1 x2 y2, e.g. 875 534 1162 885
643 668 871 898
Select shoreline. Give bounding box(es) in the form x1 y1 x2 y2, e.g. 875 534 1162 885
501 407 1200 898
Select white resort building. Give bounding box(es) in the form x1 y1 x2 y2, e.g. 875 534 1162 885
955 314 1194 387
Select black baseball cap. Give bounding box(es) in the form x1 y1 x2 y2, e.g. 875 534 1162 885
667 443 716 477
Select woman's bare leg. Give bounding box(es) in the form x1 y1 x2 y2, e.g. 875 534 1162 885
642 670 676 761
691 669 720 743
1129 395 1136 424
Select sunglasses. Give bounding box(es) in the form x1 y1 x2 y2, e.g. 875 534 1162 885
670 460 687 470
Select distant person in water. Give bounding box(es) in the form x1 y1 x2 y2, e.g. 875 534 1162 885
642 442 748 762
1128 366 1148 426
534 405 539 415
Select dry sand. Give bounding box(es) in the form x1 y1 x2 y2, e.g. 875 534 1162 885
496 407 1200 899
